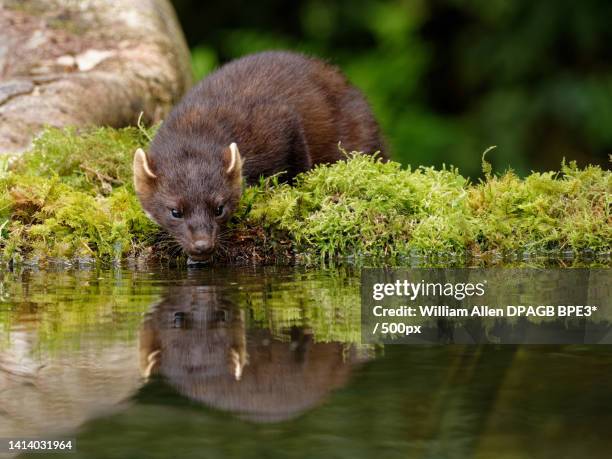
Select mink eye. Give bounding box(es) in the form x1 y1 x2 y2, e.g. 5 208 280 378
170 208 183 219
214 205 224 217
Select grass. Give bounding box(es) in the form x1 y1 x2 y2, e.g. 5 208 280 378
0 126 609 266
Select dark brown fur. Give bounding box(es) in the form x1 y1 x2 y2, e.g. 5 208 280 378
134 51 384 260
139 285 363 422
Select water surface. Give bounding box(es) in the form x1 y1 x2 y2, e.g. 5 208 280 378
1 266 611 459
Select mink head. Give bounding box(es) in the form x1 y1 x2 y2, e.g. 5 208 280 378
133 140 243 261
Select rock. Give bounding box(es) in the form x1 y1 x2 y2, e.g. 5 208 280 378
0 0 192 153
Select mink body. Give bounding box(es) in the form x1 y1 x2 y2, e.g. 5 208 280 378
134 51 384 260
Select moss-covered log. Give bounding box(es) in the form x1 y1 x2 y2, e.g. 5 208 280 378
0 127 610 266
0 0 191 153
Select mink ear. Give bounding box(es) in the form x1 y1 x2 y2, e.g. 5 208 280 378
224 143 243 180
139 321 160 379
133 148 157 193
230 347 246 381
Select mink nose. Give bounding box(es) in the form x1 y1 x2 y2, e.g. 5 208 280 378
192 238 214 254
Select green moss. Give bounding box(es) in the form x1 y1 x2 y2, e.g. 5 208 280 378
1 127 156 263
239 154 610 261
13 126 151 194
0 127 609 265
241 157 473 258
469 162 611 253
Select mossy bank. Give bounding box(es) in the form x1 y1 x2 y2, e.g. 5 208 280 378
0 127 610 267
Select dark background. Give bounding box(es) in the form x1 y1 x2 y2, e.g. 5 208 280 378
170 0 612 178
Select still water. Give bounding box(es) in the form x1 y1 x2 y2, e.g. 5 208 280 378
1 266 611 459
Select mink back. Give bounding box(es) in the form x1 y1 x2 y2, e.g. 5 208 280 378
149 51 385 185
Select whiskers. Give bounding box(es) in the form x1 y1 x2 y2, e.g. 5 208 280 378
151 231 183 258
215 228 234 259
147 228 236 262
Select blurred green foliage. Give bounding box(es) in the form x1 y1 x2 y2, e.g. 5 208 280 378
173 0 612 178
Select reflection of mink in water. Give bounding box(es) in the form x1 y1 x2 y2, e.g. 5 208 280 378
139 286 365 423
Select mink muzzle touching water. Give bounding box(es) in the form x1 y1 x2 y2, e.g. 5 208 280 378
133 51 385 261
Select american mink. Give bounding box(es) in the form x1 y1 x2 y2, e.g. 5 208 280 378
133 51 384 261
